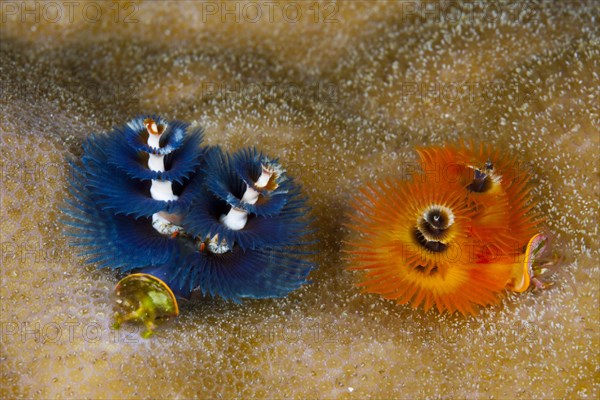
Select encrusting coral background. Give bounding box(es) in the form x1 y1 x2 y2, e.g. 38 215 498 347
1 1 598 398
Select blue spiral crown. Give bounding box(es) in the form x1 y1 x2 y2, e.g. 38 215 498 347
62 116 314 301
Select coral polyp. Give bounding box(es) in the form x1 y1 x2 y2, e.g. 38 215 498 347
62 116 314 326
347 143 545 315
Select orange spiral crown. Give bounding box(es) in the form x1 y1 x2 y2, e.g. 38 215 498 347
346 142 543 315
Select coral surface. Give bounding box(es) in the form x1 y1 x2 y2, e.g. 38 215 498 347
1 1 598 399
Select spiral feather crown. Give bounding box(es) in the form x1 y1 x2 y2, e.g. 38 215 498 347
62 116 314 301
347 142 541 315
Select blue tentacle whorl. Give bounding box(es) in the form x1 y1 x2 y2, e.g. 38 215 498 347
184 146 311 250
204 147 291 217
79 116 205 219
62 117 315 301
178 145 315 300
62 115 206 287
63 161 181 272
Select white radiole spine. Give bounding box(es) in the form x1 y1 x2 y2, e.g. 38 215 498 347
144 119 183 235
219 166 274 230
